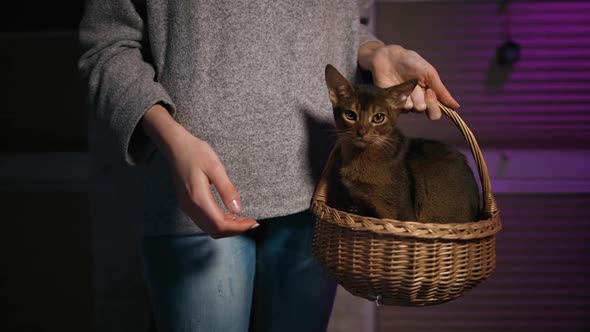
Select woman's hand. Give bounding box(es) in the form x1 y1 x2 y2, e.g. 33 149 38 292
142 104 259 239
358 42 460 120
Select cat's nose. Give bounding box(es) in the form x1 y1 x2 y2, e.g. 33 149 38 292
357 128 368 138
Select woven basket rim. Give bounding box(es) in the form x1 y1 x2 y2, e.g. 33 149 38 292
311 199 501 240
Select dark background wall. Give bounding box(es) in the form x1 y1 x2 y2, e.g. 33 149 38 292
0 2 86 152
0 2 92 332
1 1 589 332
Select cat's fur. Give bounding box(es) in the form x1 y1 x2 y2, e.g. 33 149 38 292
325 64 479 223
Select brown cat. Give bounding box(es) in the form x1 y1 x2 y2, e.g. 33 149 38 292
324 64 479 223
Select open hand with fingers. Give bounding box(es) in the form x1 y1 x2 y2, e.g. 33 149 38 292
142 104 259 239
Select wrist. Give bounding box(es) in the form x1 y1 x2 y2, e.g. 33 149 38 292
142 103 189 158
358 43 406 73
358 41 385 71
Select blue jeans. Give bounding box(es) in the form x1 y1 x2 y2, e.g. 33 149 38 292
142 211 337 332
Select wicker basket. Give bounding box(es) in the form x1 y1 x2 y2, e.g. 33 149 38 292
310 102 502 306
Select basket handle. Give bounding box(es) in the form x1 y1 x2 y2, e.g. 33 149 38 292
312 102 498 217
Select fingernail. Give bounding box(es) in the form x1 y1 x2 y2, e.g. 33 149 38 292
250 223 260 229
230 199 241 214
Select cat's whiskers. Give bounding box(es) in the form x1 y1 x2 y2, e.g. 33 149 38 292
374 136 398 154
337 129 359 144
327 128 351 143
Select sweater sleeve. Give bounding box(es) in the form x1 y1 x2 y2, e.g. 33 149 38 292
78 0 176 165
358 0 383 45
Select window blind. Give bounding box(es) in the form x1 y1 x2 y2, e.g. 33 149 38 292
374 2 590 331
375 1 590 149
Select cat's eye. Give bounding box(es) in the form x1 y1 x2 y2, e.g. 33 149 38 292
372 113 386 124
344 110 357 121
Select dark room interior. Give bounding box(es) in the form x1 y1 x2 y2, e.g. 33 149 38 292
1 1 589 331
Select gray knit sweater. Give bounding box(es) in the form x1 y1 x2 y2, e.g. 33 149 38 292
79 0 380 235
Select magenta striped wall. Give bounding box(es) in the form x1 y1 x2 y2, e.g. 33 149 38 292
373 1 590 331
376 1 590 149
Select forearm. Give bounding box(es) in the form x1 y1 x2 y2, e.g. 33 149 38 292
79 0 176 165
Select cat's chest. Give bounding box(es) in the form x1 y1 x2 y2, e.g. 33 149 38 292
340 157 393 186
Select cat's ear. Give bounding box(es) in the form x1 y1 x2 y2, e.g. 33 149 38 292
325 64 354 105
384 79 418 108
